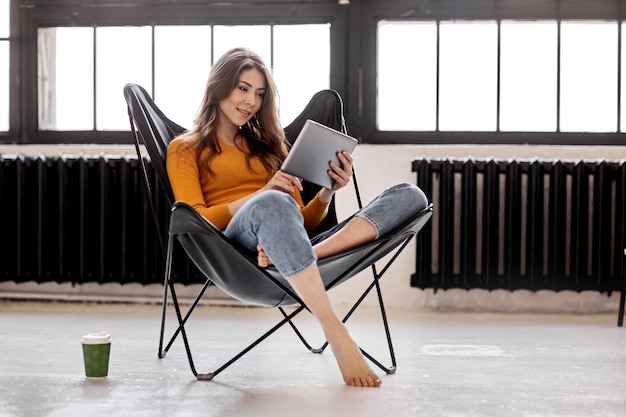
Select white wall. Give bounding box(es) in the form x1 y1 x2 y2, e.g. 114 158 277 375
1 143 624 313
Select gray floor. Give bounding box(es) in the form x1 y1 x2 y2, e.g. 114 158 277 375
1 301 625 417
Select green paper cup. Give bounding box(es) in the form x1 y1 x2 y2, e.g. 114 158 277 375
81 332 111 379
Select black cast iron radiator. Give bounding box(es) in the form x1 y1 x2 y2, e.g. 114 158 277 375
411 158 625 293
0 154 202 286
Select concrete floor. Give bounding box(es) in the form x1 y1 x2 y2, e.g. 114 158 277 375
0 301 625 417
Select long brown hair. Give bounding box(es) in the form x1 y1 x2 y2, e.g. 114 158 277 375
176 48 287 177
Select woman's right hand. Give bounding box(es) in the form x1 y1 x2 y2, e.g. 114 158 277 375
228 171 302 217
262 170 302 196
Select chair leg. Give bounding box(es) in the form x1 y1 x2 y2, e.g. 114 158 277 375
156 234 202 377
618 288 625 327
160 278 211 355
279 307 324 354
158 235 176 359
371 273 397 373
205 305 308 380
157 235 216 378
157 278 170 359
157 235 199 377
617 254 626 327
158 237 191 358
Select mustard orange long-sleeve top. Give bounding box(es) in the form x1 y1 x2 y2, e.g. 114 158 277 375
166 137 330 231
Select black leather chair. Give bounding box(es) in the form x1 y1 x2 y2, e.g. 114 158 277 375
124 83 433 380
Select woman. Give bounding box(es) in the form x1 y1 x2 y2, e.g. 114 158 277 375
167 47 428 387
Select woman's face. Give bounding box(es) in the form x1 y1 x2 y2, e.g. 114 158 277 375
217 68 266 128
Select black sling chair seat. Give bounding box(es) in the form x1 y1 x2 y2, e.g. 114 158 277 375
123 83 433 381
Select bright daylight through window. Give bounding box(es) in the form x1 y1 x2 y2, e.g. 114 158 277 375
377 19 623 133
499 21 557 132
559 21 617 132
37 24 330 132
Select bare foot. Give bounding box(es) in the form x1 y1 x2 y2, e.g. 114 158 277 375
325 323 382 387
257 244 272 267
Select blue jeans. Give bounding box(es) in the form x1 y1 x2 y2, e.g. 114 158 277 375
224 182 428 279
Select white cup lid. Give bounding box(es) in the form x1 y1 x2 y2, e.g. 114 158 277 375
81 332 111 344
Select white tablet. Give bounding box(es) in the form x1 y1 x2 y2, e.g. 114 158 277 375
281 119 358 189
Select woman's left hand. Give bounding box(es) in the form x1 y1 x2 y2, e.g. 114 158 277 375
328 150 353 190
319 151 353 202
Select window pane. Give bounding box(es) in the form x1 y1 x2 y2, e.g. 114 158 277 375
213 25 271 67
439 21 498 131
0 41 7 131
96 26 151 131
0 0 8 38
560 21 617 132
500 21 557 132
154 26 212 128
274 24 330 126
38 27 94 131
377 21 437 131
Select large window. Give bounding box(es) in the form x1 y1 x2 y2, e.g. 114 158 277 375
37 24 330 132
377 19 623 135
5 0 626 144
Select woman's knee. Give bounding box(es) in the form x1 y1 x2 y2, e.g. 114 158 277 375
388 182 429 213
248 190 301 224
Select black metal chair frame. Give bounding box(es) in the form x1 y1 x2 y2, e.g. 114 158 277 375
617 254 626 327
124 83 433 380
